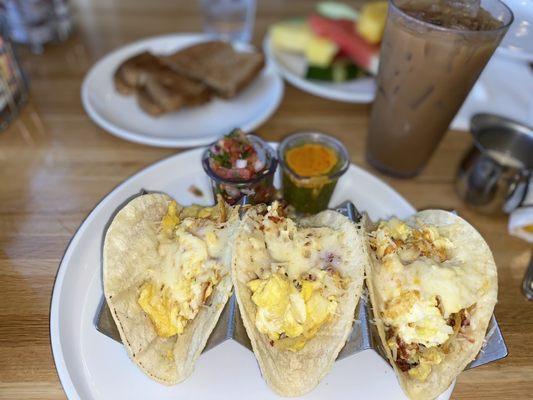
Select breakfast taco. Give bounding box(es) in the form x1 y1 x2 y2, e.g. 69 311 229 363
366 210 497 400
232 202 366 396
103 193 238 384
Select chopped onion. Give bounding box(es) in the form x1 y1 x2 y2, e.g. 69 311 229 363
235 159 247 169
254 159 265 171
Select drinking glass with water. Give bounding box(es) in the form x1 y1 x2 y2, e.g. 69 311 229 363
200 0 256 42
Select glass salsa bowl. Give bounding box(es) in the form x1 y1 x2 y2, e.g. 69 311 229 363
278 132 349 214
202 133 278 205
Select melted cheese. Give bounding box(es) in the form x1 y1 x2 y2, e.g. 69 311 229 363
244 203 348 351
138 216 227 338
372 218 482 348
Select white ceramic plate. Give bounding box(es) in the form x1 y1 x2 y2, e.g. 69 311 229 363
81 34 284 148
263 35 376 103
50 145 454 400
497 0 533 62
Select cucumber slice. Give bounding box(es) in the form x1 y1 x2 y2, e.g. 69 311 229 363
306 65 334 81
305 60 366 82
316 2 359 21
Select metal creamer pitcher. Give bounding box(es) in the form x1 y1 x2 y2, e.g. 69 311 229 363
456 114 533 214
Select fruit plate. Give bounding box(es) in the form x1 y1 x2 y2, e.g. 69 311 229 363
263 34 376 104
50 145 458 400
81 34 284 148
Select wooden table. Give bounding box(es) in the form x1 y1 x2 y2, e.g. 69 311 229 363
1 1 531 399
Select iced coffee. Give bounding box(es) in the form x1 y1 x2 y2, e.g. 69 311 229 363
367 0 513 178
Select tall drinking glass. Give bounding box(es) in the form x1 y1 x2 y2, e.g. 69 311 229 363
366 0 513 178
200 0 256 43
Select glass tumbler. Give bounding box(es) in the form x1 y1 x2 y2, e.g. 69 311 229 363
200 0 256 42
366 0 513 178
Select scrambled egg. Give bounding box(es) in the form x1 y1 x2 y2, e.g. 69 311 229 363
370 218 481 380
384 291 453 348
244 203 348 352
138 203 227 338
161 201 181 235
248 270 342 351
407 347 444 380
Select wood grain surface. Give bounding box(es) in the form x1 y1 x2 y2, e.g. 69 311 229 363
0 1 531 399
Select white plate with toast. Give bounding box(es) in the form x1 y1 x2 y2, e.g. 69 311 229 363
82 34 284 148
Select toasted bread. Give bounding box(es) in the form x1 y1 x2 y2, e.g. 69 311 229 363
114 52 163 93
135 86 166 117
114 51 213 115
144 70 211 111
160 41 265 98
114 71 136 95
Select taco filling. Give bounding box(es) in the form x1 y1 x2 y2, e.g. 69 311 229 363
232 202 367 396
248 268 346 352
138 201 229 338
245 206 349 351
368 218 483 381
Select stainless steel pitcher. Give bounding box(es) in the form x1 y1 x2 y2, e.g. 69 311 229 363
456 114 533 215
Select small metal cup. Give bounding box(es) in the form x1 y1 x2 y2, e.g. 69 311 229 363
456 114 533 214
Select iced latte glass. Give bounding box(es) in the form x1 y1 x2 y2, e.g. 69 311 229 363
367 0 513 178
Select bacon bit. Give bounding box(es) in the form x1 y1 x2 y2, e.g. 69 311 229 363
307 274 316 281
269 340 274 346
396 358 413 372
449 308 471 335
395 336 419 372
268 215 281 223
383 244 397 257
188 185 204 197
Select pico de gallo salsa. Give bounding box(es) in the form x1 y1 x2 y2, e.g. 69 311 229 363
202 129 278 205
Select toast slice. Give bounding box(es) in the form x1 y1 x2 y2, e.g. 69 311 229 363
159 41 265 98
144 70 211 111
136 86 166 117
114 52 163 93
114 51 212 115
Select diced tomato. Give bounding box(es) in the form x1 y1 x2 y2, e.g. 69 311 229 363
209 130 263 181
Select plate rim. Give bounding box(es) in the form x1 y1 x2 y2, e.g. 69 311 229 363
496 0 533 63
81 33 285 148
262 33 376 104
49 146 415 400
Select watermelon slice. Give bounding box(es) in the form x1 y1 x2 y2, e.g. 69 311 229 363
308 14 380 74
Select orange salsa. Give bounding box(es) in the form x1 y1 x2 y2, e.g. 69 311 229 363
285 143 338 177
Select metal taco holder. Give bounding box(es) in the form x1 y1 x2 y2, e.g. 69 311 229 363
96 192 507 371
